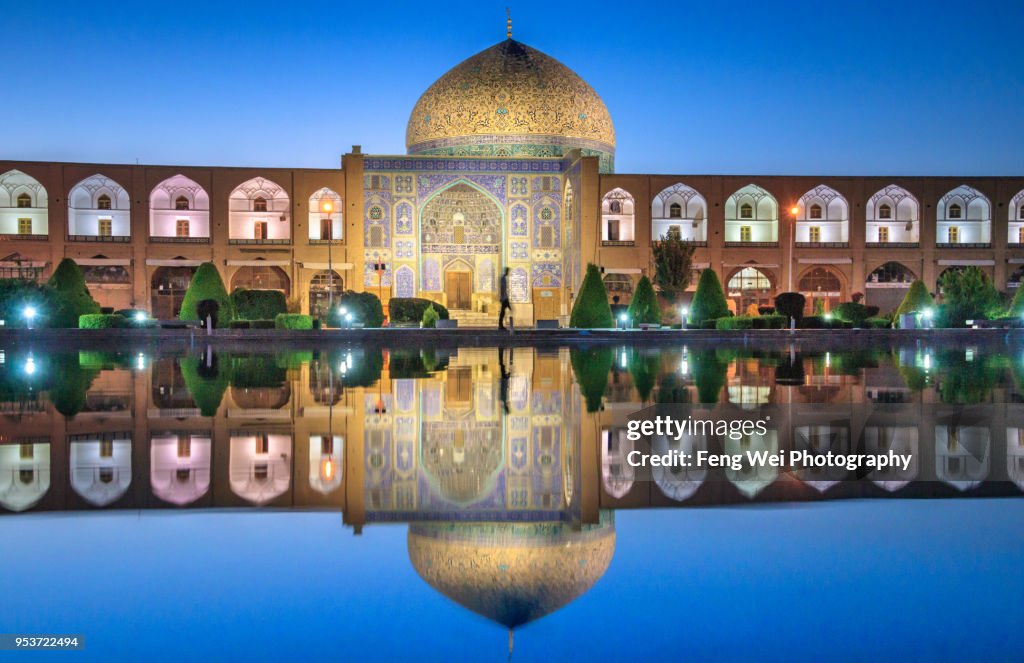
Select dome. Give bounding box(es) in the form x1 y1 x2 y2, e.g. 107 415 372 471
408 514 615 629
406 38 615 172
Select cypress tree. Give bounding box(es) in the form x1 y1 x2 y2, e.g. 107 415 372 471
570 263 614 328
894 280 934 327
46 258 100 328
688 269 729 326
627 275 661 325
179 262 234 328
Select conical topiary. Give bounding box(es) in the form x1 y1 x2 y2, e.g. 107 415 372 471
627 275 661 325
894 280 934 327
179 354 230 417
1009 282 1024 318
570 347 614 412
570 263 614 328
688 269 729 326
179 262 234 328
46 258 100 328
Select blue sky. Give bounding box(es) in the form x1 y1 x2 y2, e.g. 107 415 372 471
3 0 1022 175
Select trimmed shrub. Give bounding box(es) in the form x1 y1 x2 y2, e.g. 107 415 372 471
331 291 384 327
833 302 870 326
1009 282 1024 318
180 262 234 328
180 354 229 417
752 314 787 329
231 289 287 321
627 349 660 402
389 297 450 324
47 258 101 328
757 306 776 316
570 263 614 328
688 269 729 326
422 304 440 328
249 319 276 329
716 316 753 330
229 320 251 329
774 292 806 324
865 316 891 329
570 347 614 412
894 280 934 327
627 276 661 325
78 313 128 329
275 313 313 330
700 318 719 329
800 315 851 329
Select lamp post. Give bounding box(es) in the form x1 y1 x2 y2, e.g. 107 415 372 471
373 261 386 313
788 205 800 293
23 305 37 330
320 198 336 317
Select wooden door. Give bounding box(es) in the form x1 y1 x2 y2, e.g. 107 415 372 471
533 288 560 320
446 271 471 309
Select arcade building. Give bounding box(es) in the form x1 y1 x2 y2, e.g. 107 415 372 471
2 27 1023 324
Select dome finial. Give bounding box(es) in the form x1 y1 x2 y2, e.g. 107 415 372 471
506 8 512 38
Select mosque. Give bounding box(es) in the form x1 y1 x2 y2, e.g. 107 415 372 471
3 19 1022 324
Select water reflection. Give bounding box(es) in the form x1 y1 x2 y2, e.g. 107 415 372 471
2 342 1023 633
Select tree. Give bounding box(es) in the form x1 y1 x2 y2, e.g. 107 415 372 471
893 280 934 327
938 266 1002 327
180 262 234 328
651 233 695 300
46 258 100 328
570 263 614 328
1008 282 1024 318
627 275 661 325
774 292 806 324
0 279 56 328
688 269 729 326
331 291 384 327
570 347 614 412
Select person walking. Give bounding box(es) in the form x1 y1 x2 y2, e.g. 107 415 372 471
498 267 511 330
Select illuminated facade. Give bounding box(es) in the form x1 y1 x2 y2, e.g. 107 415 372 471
2 32 1023 322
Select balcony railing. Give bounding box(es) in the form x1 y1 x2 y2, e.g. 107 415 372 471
936 242 991 249
866 242 919 248
0 233 48 241
68 234 131 243
150 236 211 244
308 238 345 245
1009 243 1024 249
724 241 778 248
794 241 849 248
601 240 635 247
228 238 291 245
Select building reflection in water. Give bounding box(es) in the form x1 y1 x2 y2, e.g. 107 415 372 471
2 343 1024 632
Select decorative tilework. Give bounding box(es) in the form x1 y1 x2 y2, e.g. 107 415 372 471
365 158 563 173
395 175 413 194
423 258 441 292
510 267 529 303
510 241 528 260
396 240 414 259
510 203 528 236
510 177 529 197
478 258 495 293
395 265 415 298
364 263 392 287
531 263 562 287
416 174 506 203
396 201 414 235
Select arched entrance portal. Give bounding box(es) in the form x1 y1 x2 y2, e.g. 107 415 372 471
151 265 196 319
231 265 290 296
420 182 502 313
866 262 917 314
727 267 774 314
309 270 344 321
798 267 844 315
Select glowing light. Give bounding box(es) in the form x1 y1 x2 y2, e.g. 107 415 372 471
321 457 335 481
136 352 146 371
619 313 627 322
24 356 36 376
321 199 334 214
620 351 627 368
923 308 934 320
23 306 37 321
923 353 932 370
134 311 147 322
339 306 347 316
825 352 831 368
345 313 353 322
346 352 353 369
824 312 833 321
790 205 800 216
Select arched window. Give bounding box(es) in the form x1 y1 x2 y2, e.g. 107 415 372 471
1018 205 1023 220
948 203 962 219
727 267 774 312
878 204 892 219
16 193 31 208
809 204 823 219
97 194 112 210
669 202 682 219
175 196 189 210
609 200 621 214
740 203 753 219
253 197 268 212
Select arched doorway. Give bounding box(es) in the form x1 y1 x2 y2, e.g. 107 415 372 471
798 267 844 315
727 267 774 314
309 270 344 321
420 182 502 313
865 261 917 314
231 265 290 296
151 265 196 319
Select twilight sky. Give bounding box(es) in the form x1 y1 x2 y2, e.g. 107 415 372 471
3 0 1023 175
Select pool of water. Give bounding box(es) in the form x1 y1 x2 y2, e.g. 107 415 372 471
0 340 1021 660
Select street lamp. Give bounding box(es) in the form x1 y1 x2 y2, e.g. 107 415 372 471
788 205 800 292
681 305 689 330
23 305 37 330
320 197 336 318
618 312 628 330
